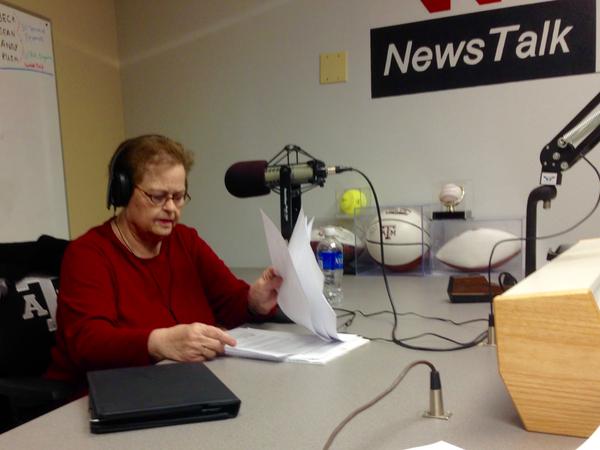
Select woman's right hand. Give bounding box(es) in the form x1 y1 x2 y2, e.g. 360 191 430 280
147 323 237 362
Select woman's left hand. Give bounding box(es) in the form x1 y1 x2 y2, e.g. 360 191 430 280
248 266 283 315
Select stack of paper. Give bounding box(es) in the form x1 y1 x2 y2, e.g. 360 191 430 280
225 327 367 364
260 209 339 340
224 209 367 363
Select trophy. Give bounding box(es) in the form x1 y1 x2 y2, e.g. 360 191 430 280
432 183 469 220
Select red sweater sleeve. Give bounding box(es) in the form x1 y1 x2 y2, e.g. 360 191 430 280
49 236 154 380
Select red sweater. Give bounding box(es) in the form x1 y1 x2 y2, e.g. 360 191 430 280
46 220 253 384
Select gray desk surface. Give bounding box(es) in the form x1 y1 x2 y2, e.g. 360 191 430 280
0 270 586 450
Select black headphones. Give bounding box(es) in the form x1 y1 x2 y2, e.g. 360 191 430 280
106 139 134 209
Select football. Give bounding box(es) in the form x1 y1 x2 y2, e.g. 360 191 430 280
310 226 364 270
435 228 521 271
365 208 431 271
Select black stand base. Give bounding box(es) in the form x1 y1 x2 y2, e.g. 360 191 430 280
432 211 469 220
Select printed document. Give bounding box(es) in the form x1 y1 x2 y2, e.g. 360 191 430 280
225 327 367 364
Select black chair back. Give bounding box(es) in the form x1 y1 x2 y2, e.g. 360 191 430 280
0 236 73 433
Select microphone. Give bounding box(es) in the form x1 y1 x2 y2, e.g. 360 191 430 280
224 159 344 198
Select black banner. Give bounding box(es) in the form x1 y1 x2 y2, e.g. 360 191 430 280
371 0 596 98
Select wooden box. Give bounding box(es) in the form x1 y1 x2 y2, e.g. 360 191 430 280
494 238 600 437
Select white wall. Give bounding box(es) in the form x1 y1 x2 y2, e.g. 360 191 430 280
115 0 600 269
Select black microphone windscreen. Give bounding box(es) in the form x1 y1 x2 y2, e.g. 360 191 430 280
224 160 270 198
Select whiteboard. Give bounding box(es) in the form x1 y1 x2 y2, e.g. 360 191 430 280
0 2 69 242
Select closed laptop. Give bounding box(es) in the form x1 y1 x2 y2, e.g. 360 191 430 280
87 362 240 433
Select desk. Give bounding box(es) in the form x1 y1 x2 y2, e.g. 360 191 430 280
0 270 585 450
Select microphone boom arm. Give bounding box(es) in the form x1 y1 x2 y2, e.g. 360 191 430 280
540 91 600 185
527 91 600 274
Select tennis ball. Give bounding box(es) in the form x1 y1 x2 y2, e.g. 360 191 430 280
340 189 368 217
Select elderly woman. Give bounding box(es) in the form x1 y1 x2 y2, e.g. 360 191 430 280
46 135 282 385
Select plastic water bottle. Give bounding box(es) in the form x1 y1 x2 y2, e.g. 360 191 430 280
317 226 344 305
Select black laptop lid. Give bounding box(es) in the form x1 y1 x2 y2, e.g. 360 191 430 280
87 362 240 432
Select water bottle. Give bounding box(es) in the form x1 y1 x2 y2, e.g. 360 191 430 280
316 226 344 305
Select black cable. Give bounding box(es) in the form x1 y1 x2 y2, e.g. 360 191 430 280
334 307 486 327
347 168 487 351
366 330 488 346
335 309 357 329
360 308 486 326
498 272 517 291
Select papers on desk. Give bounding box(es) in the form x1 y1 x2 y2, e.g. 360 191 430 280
224 210 368 364
260 209 338 341
225 327 368 364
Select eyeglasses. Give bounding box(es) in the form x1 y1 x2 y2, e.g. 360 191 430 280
135 186 191 207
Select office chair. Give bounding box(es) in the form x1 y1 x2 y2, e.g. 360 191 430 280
0 236 74 433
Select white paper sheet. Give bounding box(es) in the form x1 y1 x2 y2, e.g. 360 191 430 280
260 209 338 340
288 213 338 339
404 442 464 450
225 327 368 364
